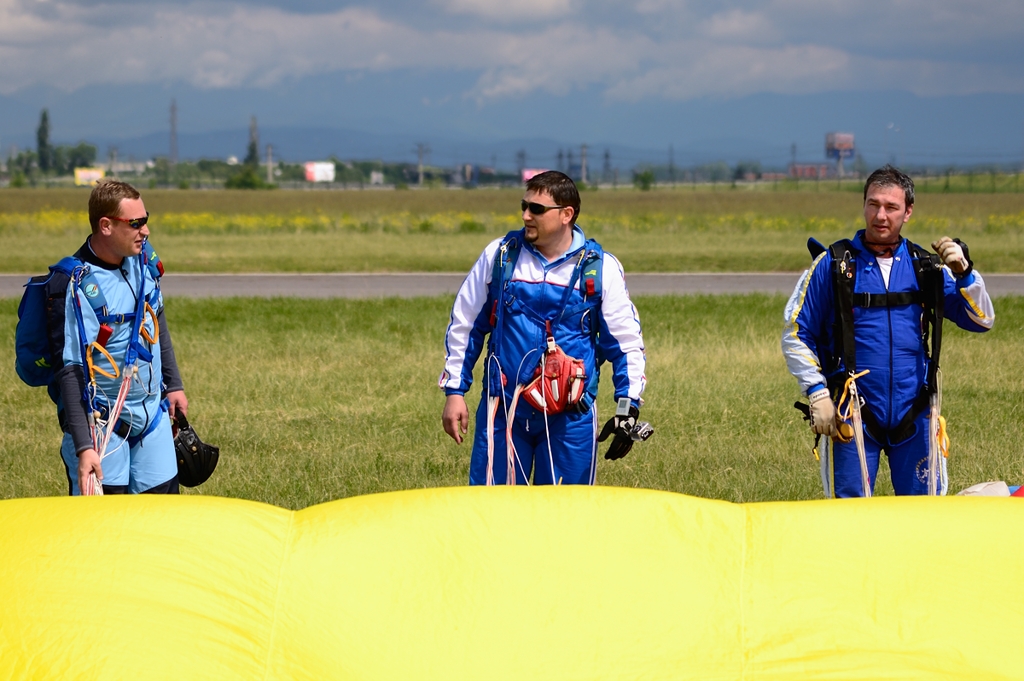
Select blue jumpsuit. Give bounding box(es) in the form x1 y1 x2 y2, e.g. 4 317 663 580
55 241 179 494
783 231 994 496
440 227 646 485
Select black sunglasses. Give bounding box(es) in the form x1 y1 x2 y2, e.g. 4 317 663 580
521 200 566 215
107 212 150 229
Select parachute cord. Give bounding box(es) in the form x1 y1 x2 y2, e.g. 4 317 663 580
502 349 540 486
484 354 504 486
138 365 160 396
506 386 527 484
96 373 133 462
485 395 497 487
85 375 132 497
935 368 949 495
540 361 557 485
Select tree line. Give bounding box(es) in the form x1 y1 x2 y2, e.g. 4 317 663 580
6 109 98 186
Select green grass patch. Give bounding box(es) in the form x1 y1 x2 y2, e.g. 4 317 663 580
2 189 1024 273
3 295 1022 508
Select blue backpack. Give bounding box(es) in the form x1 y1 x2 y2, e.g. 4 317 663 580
15 257 87 390
14 243 164 396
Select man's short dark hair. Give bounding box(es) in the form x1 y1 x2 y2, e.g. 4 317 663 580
863 164 915 207
89 180 141 232
525 171 581 224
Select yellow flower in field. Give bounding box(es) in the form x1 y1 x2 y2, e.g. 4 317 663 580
985 211 1024 233
0 210 83 234
7 203 1015 240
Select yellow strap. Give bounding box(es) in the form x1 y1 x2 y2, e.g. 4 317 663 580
938 415 950 458
140 302 160 345
836 370 870 422
87 342 120 380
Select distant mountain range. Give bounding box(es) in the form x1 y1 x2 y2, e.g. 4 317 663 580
2 79 1022 171
64 127 799 173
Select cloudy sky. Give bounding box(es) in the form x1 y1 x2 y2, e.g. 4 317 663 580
2 0 1023 167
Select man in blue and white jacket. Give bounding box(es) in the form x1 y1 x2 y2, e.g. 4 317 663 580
782 165 994 497
440 171 646 485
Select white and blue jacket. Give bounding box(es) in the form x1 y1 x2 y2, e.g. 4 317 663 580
440 226 646 411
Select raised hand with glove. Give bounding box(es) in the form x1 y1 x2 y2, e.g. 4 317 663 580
931 236 973 277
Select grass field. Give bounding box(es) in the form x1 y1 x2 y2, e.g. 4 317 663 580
2 188 1024 273
2 187 1022 507
3 295 1022 508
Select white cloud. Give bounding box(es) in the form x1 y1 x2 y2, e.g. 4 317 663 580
466 26 652 100
603 43 852 101
0 0 1021 100
434 0 575 21
0 3 459 93
631 0 691 16
699 9 779 43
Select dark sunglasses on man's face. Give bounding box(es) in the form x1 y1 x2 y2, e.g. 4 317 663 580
107 212 150 229
521 200 565 215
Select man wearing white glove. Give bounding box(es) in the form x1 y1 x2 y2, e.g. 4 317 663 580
782 165 995 497
932 236 971 275
807 388 838 438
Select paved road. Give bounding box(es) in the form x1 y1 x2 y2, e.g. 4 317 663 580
4 272 1024 298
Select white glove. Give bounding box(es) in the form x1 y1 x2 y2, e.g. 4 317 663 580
808 388 837 437
932 236 968 274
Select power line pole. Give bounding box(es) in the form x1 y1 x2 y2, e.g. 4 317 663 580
169 99 178 168
668 144 675 187
580 144 588 184
557 148 564 174
245 116 259 166
603 149 611 184
266 144 273 185
515 149 526 181
415 143 430 186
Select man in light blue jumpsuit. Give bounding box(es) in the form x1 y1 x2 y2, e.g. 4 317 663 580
440 171 646 485
48 180 188 495
782 166 994 497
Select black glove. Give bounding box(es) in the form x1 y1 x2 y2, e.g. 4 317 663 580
598 404 639 460
953 238 974 278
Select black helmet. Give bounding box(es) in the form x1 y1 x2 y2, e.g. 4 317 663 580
174 414 219 487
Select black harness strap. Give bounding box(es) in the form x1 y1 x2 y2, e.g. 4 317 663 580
829 241 858 377
917 246 944 393
851 291 925 307
826 238 944 446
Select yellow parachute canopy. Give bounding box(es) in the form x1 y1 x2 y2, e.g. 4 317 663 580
1 487 1022 680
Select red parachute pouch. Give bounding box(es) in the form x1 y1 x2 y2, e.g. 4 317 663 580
521 332 587 415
